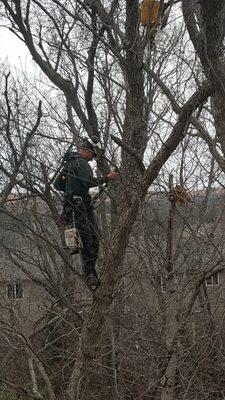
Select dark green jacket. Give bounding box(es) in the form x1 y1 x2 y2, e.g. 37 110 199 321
65 153 107 196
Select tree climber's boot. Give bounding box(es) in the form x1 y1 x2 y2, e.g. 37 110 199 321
86 273 100 290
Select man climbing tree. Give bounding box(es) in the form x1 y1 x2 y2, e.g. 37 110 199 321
56 137 118 289
0 1 215 399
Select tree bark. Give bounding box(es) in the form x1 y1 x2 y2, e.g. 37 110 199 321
67 82 211 400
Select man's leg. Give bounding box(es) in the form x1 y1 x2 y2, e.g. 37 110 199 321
74 201 99 279
86 202 99 272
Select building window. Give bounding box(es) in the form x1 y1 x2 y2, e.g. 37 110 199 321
206 272 219 287
7 283 24 299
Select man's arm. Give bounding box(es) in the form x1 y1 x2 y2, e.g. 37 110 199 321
75 159 118 189
73 158 107 190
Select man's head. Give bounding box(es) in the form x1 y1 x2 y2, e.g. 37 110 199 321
79 136 102 161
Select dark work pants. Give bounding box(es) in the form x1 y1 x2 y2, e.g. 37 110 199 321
63 196 99 278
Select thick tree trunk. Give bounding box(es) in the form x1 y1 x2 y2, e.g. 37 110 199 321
121 0 147 205
67 82 211 400
67 199 146 400
161 353 178 400
68 3 148 398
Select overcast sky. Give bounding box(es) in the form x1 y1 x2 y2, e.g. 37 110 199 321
0 27 31 67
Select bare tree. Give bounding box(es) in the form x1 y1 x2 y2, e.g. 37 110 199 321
2 1 225 399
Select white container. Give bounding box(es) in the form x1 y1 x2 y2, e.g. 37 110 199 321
65 228 83 249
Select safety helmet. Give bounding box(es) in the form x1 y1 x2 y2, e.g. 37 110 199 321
81 136 103 157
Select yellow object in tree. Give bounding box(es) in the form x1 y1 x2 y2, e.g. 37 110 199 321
140 0 160 27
